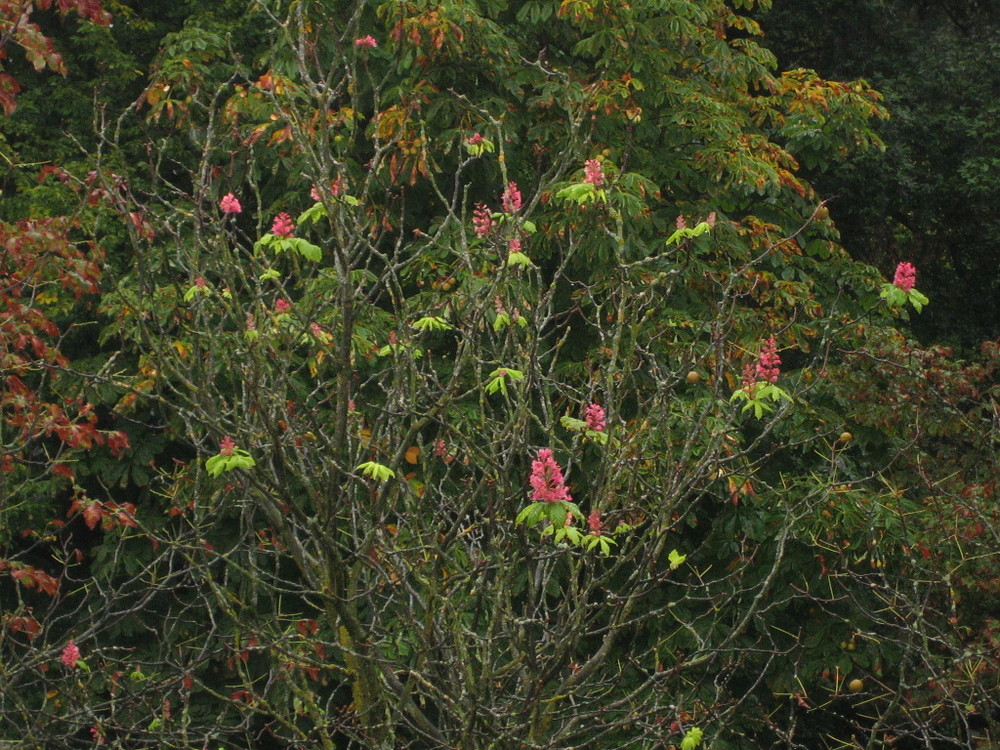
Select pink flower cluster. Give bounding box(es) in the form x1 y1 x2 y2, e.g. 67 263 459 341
508 238 522 255
271 212 295 238
893 262 917 292
755 337 781 384
220 193 242 214
501 181 522 214
61 641 80 668
274 298 292 314
219 436 236 456
473 203 492 237
467 133 483 145
312 177 345 201
587 509 604 536
354 35 378 48
530 448 572 503
741 337 781 396
583 159 605 187
584 403 606 432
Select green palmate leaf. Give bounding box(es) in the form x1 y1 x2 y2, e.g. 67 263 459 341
484 367 524 396
583 534 616 555
515 502 547 527
356 461 395 481
908 288 929 312
668 549 687 570
560 416 588 431
550 524 583 545
879 283 908 308
412 315 453 331
259 268 281 281
665 220 713 246
285 238 322 262
506 251 533 268
205 449 256 477
555 183 604 205
730 382 791 417
494 312 528 330
585 429 609 444
255 235 322 262
680 727 704 750
182 284 210 302
464 137 495 157
297 202 327 225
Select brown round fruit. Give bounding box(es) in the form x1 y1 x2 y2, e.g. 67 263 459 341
848 678 864 693
839 431 853 444
686 370 701 384
815 206 830 221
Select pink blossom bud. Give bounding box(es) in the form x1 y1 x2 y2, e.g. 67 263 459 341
354 35 378 48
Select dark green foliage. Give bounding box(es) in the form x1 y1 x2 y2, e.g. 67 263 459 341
1 2 998 749
763 0 1000 345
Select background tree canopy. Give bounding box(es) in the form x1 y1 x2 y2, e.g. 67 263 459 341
761 0 1000 346
1 2 997 749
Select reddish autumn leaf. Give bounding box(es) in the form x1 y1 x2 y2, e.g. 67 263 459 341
83 502 103 530
5 615 42 639
9 564 59 596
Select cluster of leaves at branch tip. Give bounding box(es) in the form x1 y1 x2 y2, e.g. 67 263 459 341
205 436 256 477
484 367 525 397
463 132 495 158
680 726 704 750
356 461 395 481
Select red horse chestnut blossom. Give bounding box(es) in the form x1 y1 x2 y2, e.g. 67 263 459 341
61 641 81 668
472 203 493 237
219 436 237 456
584 403 606 432
583 159 605 187
755 337 781 384
220 193 242 214
530 448 572 503
587 509 604 536
893 262 917 292
501 181 522 213
271 212 295 238
354 35 378 48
